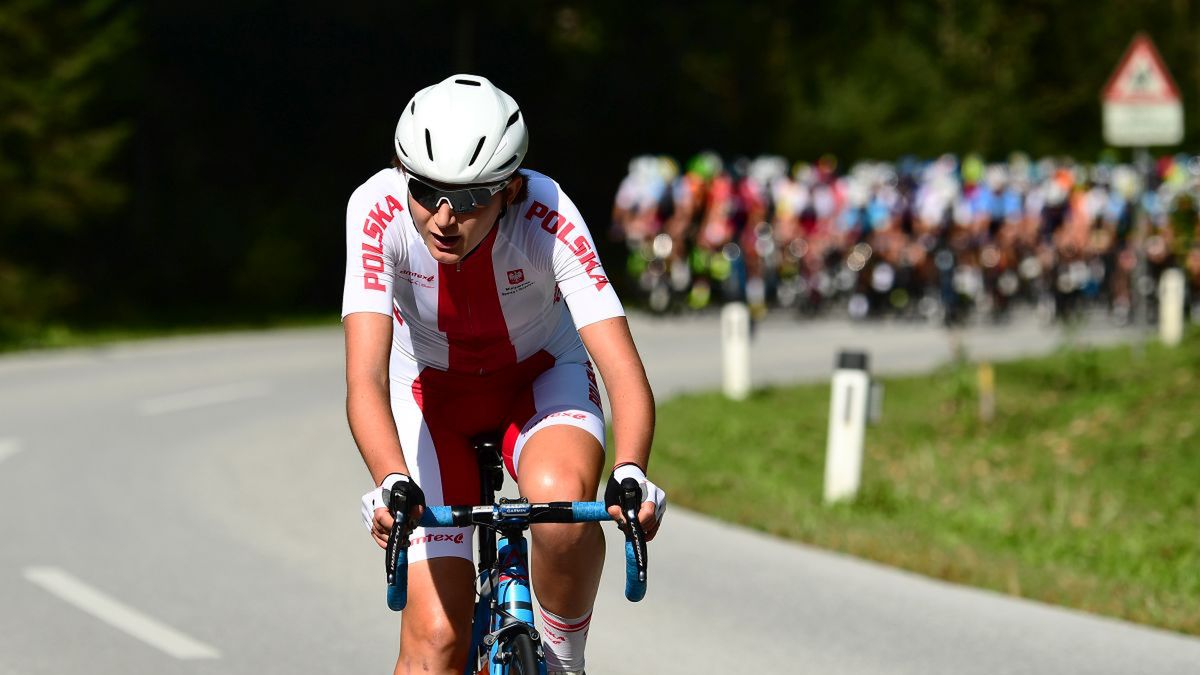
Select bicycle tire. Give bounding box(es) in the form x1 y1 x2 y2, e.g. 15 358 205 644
506 632 540 675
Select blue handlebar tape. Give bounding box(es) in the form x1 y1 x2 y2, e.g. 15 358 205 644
571 501 609 522
624 540 647 602
386 548 408 611
421 506 455 527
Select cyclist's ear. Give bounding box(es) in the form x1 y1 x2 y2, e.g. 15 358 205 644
504 173 525 205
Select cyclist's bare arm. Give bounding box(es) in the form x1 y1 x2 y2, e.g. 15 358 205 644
345 311 409 544
579 316 653 470
577 316 660 536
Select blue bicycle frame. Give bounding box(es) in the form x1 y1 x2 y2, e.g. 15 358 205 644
483 526 533 674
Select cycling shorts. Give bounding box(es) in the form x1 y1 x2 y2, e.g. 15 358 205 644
391 347 605 563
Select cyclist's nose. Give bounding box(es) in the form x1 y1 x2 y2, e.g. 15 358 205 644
432 202 456 229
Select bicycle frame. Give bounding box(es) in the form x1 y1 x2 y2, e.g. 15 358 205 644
466 441 542 675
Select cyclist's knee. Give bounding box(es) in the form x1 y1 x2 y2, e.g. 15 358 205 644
520 465 594 502
532 519 602 562
517 427 602 502
520 462 602 553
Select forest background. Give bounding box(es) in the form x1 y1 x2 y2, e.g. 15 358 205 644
3 1 1199 341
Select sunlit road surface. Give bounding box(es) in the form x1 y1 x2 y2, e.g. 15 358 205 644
1 312 1197 674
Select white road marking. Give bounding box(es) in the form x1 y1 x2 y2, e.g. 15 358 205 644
137 381 270 416
0 438 20 464
23 567 219 660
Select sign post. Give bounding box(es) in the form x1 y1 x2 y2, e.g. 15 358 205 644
1101 34 1183 343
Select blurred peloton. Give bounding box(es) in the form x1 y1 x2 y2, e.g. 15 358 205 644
611 150 1200 326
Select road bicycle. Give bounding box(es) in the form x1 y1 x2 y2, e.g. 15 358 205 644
383 434 649 674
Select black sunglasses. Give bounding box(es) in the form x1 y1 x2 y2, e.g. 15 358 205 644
406 174 510 214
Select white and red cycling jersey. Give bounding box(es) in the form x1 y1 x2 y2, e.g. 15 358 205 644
341 168 623 384
341 168 623 562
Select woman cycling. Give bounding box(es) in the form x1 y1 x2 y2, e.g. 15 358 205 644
342 74 666 675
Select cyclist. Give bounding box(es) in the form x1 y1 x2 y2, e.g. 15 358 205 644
342 74 667 675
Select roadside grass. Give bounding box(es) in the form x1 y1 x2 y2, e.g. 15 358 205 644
652 329 1200 636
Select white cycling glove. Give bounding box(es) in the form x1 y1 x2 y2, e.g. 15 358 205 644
360 473 420 531
606 463 667 528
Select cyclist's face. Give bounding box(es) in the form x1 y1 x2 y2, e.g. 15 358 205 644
408 176 521 265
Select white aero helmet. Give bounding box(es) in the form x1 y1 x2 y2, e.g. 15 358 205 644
394 74 528 185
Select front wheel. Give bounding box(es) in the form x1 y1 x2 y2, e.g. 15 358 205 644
506 632 541 675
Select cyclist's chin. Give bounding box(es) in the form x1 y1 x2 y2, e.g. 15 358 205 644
426 246 462 264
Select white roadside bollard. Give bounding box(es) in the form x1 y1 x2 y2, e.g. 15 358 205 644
721 302 751 401
824 351 870 504
1160 268 1185 347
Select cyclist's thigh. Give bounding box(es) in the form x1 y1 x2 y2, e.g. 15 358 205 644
502 359 606 481
390 391 475 564
516 425 604 502
399 557 475 657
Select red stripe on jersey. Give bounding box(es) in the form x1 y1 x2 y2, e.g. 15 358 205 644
410 351 554 507
437 224 517 374
501 350 554 479
539 610 592 632
502 387 537 480
410 372 480 507
424 426 478 507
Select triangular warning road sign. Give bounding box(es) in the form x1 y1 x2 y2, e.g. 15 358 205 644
1103 33 1181 103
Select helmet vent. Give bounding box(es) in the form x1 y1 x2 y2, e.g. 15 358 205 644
424 128 434 161
398 142 408 158
468 137 486 167
505 110 521 129
454 78 482 86
496 154 519 171
410 101 415 114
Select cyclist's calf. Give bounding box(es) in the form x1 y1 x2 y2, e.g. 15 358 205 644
396 558 475 675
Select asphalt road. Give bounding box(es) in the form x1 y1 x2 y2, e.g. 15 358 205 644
1 313 1197 674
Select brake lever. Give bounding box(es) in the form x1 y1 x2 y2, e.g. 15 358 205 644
385 488 409 587
618 477 648 584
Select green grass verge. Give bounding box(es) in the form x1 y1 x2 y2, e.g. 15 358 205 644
652 329 1200 636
